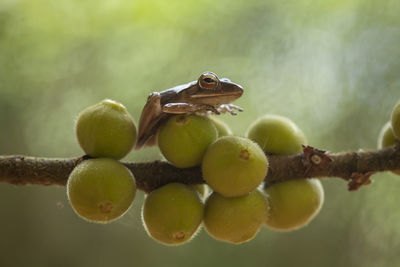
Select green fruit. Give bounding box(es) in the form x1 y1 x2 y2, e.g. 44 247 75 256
391 101 400 139
264 179 324 231
67 158 136 223
142 183 204 245
75 99 137 159
202 136 268 197
209 116 232 137
203 190 268 244
378 122 400 175
246 114 306 155
158 115 218 168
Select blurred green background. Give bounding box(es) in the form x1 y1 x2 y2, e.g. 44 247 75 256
1 0 400 266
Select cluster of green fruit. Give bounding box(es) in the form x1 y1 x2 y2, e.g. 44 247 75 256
68 99 137 223
378 101 400 175
67 99 324 245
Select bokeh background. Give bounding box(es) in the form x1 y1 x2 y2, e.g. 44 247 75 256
1 0 400 266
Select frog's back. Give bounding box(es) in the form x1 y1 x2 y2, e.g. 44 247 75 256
159 80 197 104
136 80 197 149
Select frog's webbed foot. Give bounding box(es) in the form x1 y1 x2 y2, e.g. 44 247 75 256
217 104 243 115
200 105 220 115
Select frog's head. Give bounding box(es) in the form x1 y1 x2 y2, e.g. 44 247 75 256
191 72 243 105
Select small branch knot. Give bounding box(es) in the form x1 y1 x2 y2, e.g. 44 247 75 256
302 145 333 173
348 171 374 191
311 154 322 164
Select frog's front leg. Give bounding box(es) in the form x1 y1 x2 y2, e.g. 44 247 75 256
217 104 244 115
162 103 220 115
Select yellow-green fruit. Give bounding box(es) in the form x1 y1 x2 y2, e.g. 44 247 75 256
67 158 136 223
158 115 218 168
246 114 306 155
142 183 204 245
202 136 268 197
209 117 232 137
378 122 400 175
203 190 268 244
264 179 324 231
392 101 400 139
75 99 137 159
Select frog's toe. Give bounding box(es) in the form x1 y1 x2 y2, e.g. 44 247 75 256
216 105 229 114
230 104 243 112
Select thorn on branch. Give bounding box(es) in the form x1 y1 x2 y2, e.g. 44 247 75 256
348 171 374 191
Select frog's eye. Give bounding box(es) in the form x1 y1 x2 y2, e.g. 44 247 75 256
199 73 218 90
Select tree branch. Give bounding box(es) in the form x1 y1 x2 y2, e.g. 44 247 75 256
1 143 400 193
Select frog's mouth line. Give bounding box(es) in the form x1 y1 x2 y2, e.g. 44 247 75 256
190 92 243 98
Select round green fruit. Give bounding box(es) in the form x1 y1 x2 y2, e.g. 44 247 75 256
378 122 400 175
158 115 218 168
203 190 268 244
202 136 268 197
67 158 136 223
75 99 137 159
246 114 306 155
209 116 232 137
264 179 324 231
142 183 204 246
391 101 400 139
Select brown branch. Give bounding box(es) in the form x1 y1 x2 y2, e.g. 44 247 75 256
1 143 400 193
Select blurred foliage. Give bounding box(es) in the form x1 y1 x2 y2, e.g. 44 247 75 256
1 0 400 266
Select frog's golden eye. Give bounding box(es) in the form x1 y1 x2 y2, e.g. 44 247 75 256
199 73 218 90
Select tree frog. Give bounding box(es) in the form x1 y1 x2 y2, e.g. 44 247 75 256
136 72 244 149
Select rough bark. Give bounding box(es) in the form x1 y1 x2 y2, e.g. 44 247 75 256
1 143 399 193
